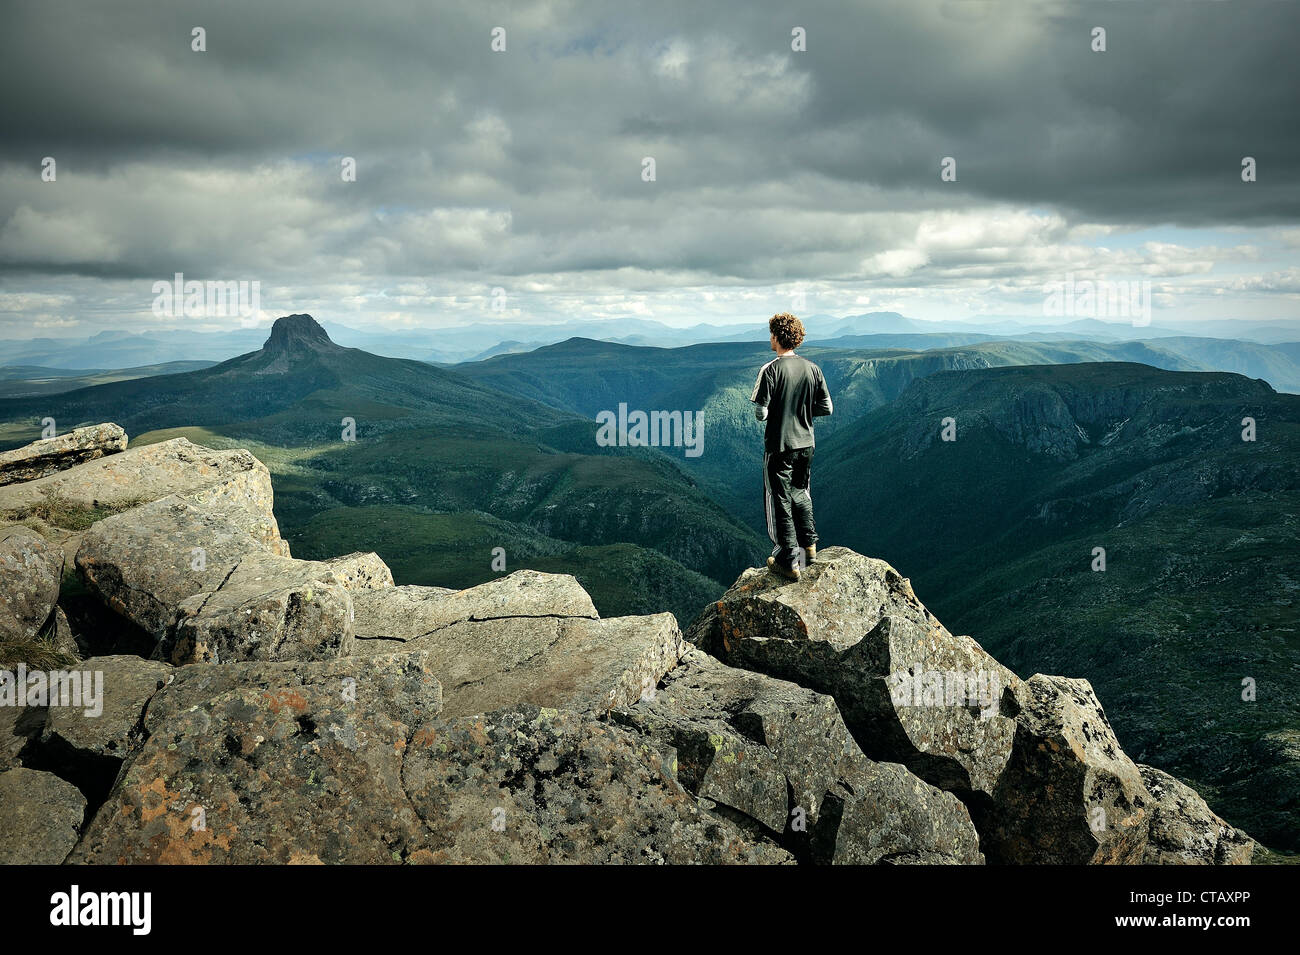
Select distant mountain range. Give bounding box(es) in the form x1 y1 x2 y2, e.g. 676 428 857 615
456 334 1299 525
5 310 1299 369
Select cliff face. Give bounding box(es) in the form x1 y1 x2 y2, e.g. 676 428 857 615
0 423 1255 865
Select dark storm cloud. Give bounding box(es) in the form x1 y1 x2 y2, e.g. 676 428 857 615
0 0 1296 330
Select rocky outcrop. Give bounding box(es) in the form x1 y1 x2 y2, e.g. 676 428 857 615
978 674 1152 864
612 648 983 864
70 651 444 864
0 436 288 567
688 547 1019 802
355 575 683 717
76 495 379 664
73 655 783 864
400 705 792 864
164 549 356 665
139 650 443 733
0 767 87 864
352 572 598 643
320 552 395 591
1139 765 1255 864
0 523 63 649
76 496 275 640
688 547 1257 865
0 423 126 487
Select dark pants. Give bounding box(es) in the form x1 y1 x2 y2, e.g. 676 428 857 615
764 447 817 568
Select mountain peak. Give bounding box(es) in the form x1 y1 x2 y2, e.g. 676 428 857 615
262 314 335 354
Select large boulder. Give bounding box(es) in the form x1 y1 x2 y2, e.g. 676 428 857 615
0 423 126 487
360 609 685 718
352 571 598 647
71 656 786 864
164 549 356 665
76 496 271 640
77 496 355 665
687 547 1020 802
0 524 63 649
168 469 288 558
613 648 982 864
70 651 446 865
979 674 1151 864
353 571 680 717
320 552 394 592
139 650 444 733
1139 765 1256 864
0 767 87 864
0 437 288 566
400 705 793 864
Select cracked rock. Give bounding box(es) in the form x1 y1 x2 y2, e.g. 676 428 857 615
614 648 983 864
0 423 126 487
687 546 1020 803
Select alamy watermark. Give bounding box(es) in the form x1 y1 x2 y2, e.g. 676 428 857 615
50 885 151 935
1043 272 1151 326
152 272 261 325
888 667 1002 719
1 665 103 717
595 403 704 458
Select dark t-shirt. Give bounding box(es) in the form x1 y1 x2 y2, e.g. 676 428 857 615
750 353 833 453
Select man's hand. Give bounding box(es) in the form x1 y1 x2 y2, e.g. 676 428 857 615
755 404 768 421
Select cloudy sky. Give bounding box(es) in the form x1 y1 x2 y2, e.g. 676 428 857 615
1 0 1298 339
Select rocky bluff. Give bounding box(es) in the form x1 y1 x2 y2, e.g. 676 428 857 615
0 423 1254 864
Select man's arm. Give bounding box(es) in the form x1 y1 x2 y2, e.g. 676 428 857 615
751 364 772 421
813 367 833 417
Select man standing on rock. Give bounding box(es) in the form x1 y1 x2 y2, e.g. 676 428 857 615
750 313 833 581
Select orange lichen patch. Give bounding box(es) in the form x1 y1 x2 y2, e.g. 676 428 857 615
149 803 237 864
262 689 309 714
469 720 490 747
288 850 325 864
138 776 181 824
413 725 439 748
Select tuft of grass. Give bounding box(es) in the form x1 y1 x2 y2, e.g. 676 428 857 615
0 614 79 671
13 495 149 531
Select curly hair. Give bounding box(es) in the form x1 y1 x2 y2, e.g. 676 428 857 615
769 312 805 350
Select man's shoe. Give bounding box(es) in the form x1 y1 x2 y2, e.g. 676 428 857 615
766 556 800 582
804 544 817 562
